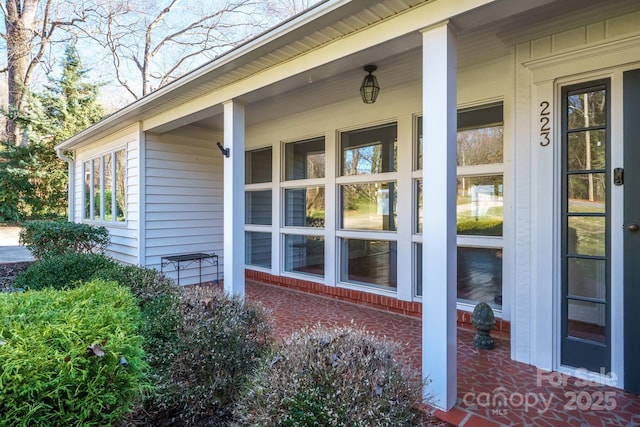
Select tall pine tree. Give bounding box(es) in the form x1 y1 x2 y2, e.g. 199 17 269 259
0 46 105 221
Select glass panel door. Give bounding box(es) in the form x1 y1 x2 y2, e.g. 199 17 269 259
561 80 610 373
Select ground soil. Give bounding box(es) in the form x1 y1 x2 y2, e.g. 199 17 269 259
0 261 33 291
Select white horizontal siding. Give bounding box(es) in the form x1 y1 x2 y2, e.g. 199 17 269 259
74 125 141 265
144 132 224 285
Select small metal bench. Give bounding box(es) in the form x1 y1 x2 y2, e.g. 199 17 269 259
160 252 219 285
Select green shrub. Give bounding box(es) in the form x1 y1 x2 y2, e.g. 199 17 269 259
14 258 182 363
149 285 272 426
13 253 118 291
0 280 149 426
234 324 424 427
92 263 183 368
12 254 272 426
456 217 503 236
19 220 110 259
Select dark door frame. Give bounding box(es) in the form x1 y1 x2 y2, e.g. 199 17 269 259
559 79 611 374
623 68 640 395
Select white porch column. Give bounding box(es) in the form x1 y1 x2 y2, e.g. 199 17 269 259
421 21 457 411
223 100 245 296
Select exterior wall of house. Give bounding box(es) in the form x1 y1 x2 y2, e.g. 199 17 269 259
143 129 224 285
511 10 640 378
73 124 141 265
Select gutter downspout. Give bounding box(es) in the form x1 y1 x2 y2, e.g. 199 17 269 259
56 149 74 222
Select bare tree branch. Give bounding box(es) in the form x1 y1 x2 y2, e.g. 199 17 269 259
83 0 294 98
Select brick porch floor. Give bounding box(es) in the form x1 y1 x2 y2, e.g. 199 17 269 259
243 280 640 427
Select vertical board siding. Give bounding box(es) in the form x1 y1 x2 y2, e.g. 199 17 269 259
73 127 140 265
144 132 223 285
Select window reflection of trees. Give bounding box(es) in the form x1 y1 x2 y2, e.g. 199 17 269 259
567 90 607 207
341 123 397 176
457 126 503 166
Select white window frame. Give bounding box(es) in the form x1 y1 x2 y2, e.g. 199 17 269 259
280 135 327 282
336 121 399 295
412 107 506 313
245 146 274 270
82 148 126 224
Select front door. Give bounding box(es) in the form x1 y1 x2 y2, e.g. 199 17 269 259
560 80 611 374
623 69 640 395
559 70 640 394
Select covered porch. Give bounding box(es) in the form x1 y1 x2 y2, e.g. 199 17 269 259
136 0 640 410
241 279 640 427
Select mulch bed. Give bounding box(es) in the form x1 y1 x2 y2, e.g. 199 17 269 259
0 261 34 291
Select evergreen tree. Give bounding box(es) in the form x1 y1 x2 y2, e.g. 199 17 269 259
0 45 105 221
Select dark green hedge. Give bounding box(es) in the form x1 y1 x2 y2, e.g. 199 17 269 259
13 253 118 291
19 221 110 259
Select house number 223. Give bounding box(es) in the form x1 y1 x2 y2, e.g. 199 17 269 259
539 101 551 146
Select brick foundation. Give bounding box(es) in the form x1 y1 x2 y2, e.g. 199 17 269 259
245 269 510 335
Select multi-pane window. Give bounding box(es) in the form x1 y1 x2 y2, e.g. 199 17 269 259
282 137 325 278
412 118 423 296
414 104 504 308
338 123 398 290
245 147 273 269
83 149 126 222
562 82 609 356
456 104 504 308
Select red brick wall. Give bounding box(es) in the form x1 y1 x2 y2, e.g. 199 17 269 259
245 269 510 335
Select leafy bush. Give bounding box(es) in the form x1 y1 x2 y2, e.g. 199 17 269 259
13 253 118 291
456 217 503 236
19 220 110 259
92 263 183 368
149 285 272 426
0 280 149 426
12 253 273 426
235 324 424 427
15 257 183 389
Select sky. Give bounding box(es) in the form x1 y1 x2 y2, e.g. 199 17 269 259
0 0 323 112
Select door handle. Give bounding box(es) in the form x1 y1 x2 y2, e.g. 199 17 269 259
628 223 639 232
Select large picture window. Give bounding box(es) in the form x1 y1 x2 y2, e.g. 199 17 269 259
245 147 273 269
282 137 325 279
338 123 398 291
414 104 504 308
456 103 504 308
83 149 126 222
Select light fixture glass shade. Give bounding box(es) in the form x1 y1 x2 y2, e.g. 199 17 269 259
360 65 379 104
